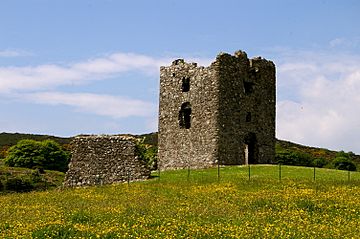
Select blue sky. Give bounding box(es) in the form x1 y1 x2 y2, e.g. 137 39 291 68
1 0 360 153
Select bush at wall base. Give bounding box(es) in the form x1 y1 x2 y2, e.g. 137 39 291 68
4 177 34 192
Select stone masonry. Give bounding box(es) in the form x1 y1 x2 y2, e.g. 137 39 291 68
158 50 276 170
63 135 150 187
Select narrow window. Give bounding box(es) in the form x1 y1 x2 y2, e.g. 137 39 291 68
246 112 251 122
182 77 190 92
244 68 258 95
179 102 191 129
243 81 254 94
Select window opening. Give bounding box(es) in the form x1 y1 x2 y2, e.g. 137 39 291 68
182 77 190 92
179 102 191 129
246 112 251 122
243 81 254 94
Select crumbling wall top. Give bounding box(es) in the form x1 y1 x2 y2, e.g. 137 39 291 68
74 134 137 141
163 50 274 70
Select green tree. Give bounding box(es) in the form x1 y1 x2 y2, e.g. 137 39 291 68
275 150 313 167
332 153 357 171
135 138 158 170
336 150 349 158
313 157 328 168
4 139 70 172
39 140 70 172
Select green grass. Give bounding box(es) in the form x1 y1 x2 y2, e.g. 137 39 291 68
160 164 360 183
1 165 360 238
0 164 65 193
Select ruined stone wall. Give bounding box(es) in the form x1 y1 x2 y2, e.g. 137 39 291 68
158 60 219 169
63 136 150 187
158 50 276 170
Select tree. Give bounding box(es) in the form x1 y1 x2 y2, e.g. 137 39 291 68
39 140 70 172
4 139 70 172
275 150 313 167
332 156 357 171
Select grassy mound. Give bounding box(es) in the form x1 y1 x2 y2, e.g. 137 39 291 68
1 165 360 238
0 164 65 193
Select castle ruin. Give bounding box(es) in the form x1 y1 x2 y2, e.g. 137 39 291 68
158 50 276 170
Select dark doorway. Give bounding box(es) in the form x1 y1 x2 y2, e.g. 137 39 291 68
179 102 191 129
243 133 257 164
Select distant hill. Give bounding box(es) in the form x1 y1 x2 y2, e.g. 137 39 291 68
0 132 155 148
0 132 72 147
138 132 158 146
276 139 360 164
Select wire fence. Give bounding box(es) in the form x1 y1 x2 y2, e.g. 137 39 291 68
152 164 359 183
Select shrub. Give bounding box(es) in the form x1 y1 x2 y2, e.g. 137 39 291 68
4 177 34 192
332 156 357 171
336 150 349 158
0 180 3 191
4 139 70 172
275 150 313 167
39 140 70 172
0 146 9 159
4 140 42 168
313 157 328 168
30 169 43 183
135 138 158 170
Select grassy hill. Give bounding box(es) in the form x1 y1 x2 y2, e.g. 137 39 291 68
276 139 360 164
0 132 72 147
139 132 158 146
0 165 359 238
0 132 154 148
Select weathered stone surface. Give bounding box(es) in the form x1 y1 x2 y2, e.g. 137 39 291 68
158 50 276 170
63 135 150 187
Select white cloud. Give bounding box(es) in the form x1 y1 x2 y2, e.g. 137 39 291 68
0 52 169 93
276 50 360 153
23 92 156 118
0 52 215 94
72 53 169 75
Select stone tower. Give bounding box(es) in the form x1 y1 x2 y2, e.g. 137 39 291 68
158 50 276 170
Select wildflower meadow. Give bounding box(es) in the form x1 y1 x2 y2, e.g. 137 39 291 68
1 165 360 238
